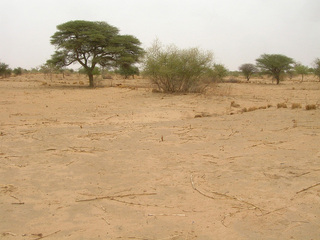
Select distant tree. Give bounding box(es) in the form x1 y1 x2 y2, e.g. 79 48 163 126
143 41 214 93
294 64 309 82
49 20 144 87
213 64 228 81
256 54 295 84
313 58 320 81
0 62 12 78
239 63 257 81
286 69 297 80
13 67 23 76
40 61 59 80
117 64 139 79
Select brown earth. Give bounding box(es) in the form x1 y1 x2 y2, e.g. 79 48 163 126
0 74 319 240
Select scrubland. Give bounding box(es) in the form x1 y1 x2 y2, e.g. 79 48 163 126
0 74 319 239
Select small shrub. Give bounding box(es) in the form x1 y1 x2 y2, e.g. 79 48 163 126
291 103 302 109
277 103 287 108
305 104 316 110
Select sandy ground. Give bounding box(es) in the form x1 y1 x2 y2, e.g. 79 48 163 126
0 74 319 240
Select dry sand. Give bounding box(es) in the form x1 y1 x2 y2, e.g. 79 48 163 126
0 74 319 240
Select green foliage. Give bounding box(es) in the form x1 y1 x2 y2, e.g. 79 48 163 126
49 20 144 87
0 62 12 78
313 58 320 81
239 63 257 81
294 64 309 81
212 64 228 81
117 64 139 79
78 66 100 75
13 67 23 76
256 54 295 84
143 41 214 93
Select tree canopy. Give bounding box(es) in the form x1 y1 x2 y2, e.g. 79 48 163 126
49 20 144 87
256 54 295 84
239 63 257 81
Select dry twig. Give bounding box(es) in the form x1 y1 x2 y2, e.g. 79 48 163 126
296 182 320 194
33 230 61 240
76 192 156 202
190 174 264 213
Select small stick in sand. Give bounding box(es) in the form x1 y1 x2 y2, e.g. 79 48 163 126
33 230 61 240
296 182 320 194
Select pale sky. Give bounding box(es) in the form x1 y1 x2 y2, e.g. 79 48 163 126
1 0 319 70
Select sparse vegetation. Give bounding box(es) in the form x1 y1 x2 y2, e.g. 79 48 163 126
143 40 214 93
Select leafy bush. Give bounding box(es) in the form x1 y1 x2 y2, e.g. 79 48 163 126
212 64 228 81
143 41 214 93
13 67 23 76
0 62 12 78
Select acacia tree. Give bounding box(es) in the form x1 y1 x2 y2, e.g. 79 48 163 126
294 64 309 82
239 63 257 81
49 20 144 87
256 54 295 84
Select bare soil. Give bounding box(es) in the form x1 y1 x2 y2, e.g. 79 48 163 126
0 74 319 239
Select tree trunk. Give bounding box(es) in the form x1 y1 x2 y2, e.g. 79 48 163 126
276 77 280 84
88 73 94 87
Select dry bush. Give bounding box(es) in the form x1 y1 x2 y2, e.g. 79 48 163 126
277 103 287 108
291 103 302 109
305 104 317 110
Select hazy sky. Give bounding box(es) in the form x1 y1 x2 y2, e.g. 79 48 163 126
1 0 319 70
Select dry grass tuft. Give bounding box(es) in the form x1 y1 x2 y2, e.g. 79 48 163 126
247 107 258 112
291 103 302 109
230 101 240 108
305 104 317 110
267 104 272 108
194 112 212 118
259 106 267 110
277 103 287 109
